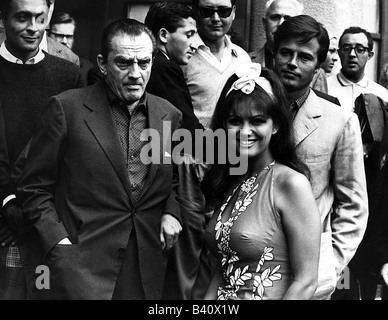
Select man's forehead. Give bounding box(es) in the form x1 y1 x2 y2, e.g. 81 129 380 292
111 33 153 54
10 0 48 13
340 33 368 46
51 23 75 33
177 17 197 31
280 37 319 51
269 0 300 15
198 0 233 7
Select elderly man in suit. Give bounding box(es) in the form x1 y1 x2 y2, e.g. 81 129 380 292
17 18 182 300
273 15 368 300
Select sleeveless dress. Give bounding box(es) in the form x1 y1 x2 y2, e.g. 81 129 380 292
204 162 292 300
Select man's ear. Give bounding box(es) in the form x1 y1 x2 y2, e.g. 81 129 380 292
97 54 107 76
158 28 168 45
368 51 374 60
231 5 236 22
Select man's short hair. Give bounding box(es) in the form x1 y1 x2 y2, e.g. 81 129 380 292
274 15 329 65
144 1 195 39
339 26 374 52
100 18 157 62
191 0 237 7
50 11 76 29
264 0 304 16
0 0 50 19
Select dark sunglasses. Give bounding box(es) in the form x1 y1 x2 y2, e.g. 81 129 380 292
197 6 233 18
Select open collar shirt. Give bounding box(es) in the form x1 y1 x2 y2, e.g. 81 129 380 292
327 71 388 112
193 33 239 72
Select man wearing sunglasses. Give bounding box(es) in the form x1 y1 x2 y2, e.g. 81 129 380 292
182 0 251 129
327 26 388 112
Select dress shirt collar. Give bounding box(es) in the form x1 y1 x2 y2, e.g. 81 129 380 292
0 40 45 64
291 88 311 111
337 71 368 88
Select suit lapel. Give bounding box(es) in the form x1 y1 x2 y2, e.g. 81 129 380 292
83 81 134 203
293 90 322 146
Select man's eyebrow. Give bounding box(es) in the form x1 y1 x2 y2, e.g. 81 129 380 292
16 10 46 15
113 55 151 62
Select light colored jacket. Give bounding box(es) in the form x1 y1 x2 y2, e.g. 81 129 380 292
294 89 368 299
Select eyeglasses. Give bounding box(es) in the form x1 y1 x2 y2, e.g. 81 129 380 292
339 44 370 55
49 31 74 41
196 6 233 18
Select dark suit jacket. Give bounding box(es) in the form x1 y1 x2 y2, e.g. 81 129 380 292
0 104 9 199
147 51 203 135
17 80 182 300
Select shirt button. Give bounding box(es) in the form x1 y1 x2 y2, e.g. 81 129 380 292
118 247 125 254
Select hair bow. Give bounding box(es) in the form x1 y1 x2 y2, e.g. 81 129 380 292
226 63 273 96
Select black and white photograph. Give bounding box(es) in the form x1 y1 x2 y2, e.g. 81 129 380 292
0 0 387 310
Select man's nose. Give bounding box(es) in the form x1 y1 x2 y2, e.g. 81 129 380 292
128 63 141 78
211 11 221 21
349 47 357 57
27 18 38 32
288 54 298 68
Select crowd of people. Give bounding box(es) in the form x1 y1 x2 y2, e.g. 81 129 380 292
0 0 388 300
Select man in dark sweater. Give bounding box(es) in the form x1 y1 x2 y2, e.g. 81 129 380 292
0 0 83 299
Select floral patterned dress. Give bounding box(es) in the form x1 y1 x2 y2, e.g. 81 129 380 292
204 162 292 300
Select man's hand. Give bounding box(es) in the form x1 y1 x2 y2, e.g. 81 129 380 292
380 263 388 286
160 214 182 250
1 199 30 237
0 217 18 247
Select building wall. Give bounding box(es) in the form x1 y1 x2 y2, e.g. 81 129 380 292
249 0 380 80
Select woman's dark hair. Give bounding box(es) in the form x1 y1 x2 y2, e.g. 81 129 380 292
202 67 310 207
